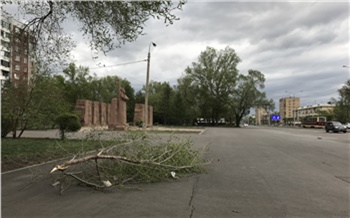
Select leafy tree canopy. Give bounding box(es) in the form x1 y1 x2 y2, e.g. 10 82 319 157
182 46 241 124
2 0 185 64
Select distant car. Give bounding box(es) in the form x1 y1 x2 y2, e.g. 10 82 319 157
325 121 347 133
346 123 350 129
243 123 249 127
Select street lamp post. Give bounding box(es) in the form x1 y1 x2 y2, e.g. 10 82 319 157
143 42 156 131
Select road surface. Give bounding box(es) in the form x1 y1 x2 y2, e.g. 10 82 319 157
2 127 349 217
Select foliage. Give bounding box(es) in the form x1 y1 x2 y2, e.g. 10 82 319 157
1 138 101 172
49 132 209 194
229 70 268 127
333 80 350 123
1 75 69 138
56 113 81 140
135 120 143 127
316 109 334 122
2 0 185 65
1 114 12 138
182 46 241 125
57 63 135 121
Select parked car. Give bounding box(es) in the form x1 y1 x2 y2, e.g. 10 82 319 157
325 121 347 133
346 123 350 129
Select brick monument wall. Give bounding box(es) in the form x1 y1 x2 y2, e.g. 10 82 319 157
92 101 100 125
133 103 153 127
100 102 107 126
134 103 145 124
108 98 118 129
75 99 92 126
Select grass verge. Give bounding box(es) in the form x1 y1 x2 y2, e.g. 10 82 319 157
1 138 104 172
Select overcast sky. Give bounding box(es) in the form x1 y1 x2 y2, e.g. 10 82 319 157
4 1 350 110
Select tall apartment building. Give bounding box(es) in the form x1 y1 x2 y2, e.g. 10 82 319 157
255 107 268 125
1 11 35 87
279 97 300 123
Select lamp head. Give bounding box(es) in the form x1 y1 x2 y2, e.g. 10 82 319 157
152 42 157 47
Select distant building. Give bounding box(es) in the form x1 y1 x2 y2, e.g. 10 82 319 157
1 11 35 87
296 103 335 120
255 107 268 125
279 97 300 123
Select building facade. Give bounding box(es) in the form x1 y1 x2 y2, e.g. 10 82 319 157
279 97 300 123
295 103 335 120
1 11 35 87
255 107 268 125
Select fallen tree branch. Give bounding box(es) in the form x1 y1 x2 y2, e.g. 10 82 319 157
49 133 209 194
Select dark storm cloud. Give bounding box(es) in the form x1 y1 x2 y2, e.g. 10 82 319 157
2 1 349 109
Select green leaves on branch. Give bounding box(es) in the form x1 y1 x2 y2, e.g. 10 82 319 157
182 46 241 124
178 46 270 126
56 113 81 140
9 0 185 62
333 80 350 123
50 133 208 193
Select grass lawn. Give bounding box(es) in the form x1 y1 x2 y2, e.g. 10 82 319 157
1 138 105 172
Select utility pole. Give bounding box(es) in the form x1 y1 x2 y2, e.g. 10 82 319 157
143 42 156 131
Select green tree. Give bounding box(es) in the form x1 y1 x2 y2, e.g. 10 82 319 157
56 113 81 140
135 90 145 104
4 1 185 64
56 63 94 110
176 75 201 125
1 75 69 138
120 79 135 123
333 80 350 123
183 46 241 125
169 89 186 125
140 81 175 125
229 70 269 127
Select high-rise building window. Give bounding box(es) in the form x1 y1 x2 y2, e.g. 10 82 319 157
15 55 20 61
23 58 27 63
1 60 10 67
24 67 27 72
1 21 10 29
1 40 10 49
4 51 10 57
14 46 19 52
15 64 20 70
14 73 20 80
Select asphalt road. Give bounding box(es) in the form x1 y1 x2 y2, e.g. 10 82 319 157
2 127 349 217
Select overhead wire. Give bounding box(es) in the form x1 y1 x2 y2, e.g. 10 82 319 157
89 59 147 70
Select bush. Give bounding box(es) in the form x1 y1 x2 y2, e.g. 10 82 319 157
56 113 81 140
1 115 12 138
135 120 143 128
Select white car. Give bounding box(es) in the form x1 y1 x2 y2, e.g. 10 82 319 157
346 123 350 129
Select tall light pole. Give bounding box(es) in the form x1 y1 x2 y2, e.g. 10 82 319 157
143 42 156 131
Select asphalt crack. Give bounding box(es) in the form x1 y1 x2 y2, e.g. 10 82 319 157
189 176 199 218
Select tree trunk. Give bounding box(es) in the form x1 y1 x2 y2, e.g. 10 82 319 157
12 119 18 139
235 116 241 127
18 120 28 138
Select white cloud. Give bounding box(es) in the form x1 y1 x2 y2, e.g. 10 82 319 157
3 1 349 108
